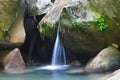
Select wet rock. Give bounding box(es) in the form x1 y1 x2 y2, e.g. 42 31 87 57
63 68 85 74
25 0 52 16
3 48 25 73
85 45 120 72
70 60 81 67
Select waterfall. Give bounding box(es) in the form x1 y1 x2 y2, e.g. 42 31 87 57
34 24 68 70
51 26 66 66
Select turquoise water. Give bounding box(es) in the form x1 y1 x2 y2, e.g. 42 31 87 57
0 68 109 80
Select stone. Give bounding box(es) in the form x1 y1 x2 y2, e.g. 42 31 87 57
9 0 26 43
88 0 120 24
63 68 85 74
38 0 66 39
100 69 120 80
3 48 25 73
85 45 120 72
60 0 120 59
0 0 21 42
25 0 52 16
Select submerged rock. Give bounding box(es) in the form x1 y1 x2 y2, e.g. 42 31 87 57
85 45 120 72
3 48 25 73
63 68 85 74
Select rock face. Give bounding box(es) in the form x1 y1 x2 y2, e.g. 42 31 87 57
89 0 120 24
9 0 26 43
38 0 66 39
3 48 25 73
85 45 120 72
101 69 120 80
28 0 120 62
59 0 120 58
0 0 21 42
25 0 51 15
0 0 25 50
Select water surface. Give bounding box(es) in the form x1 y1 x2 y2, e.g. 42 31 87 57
0 69 109 80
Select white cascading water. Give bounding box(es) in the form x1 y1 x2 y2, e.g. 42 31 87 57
51 26 66 66
34 24 68 70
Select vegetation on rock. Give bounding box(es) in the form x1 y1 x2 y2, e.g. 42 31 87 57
95 16 108 31
72 21 89 32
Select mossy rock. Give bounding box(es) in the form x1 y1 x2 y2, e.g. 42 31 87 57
59 0 120 58
0 0 21 42
38 1 65 39
88 0 120 24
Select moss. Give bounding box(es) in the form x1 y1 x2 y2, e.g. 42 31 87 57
0 0 20 42
60 8 73 28
39 21 56 39
71 21 89 32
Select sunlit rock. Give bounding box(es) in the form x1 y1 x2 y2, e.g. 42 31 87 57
25 0 52 16
100 69 120 80
9 0 26 43
85 45 120 72
38 0 66 39
3 48 25 73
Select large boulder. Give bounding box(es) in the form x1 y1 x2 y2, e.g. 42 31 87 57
59 0 120 58
100 69 120 80
3 48 25 73
32 0 120 61
84 45 120 72
0 0 25 49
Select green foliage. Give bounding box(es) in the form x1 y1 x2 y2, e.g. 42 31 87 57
95 16 108 31
72 21 89 32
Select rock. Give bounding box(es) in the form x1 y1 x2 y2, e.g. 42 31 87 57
3 48 25 73
85 45 120 72
88 0 120 24
63 68 85 74
38 0 66 39
0 42 23 50
9 0 26 43
25 0 52 16
70 60 81 67
59 0 120 58
0 0 21 42
100 69 120 80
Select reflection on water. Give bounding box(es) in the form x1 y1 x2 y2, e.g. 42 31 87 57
0 69 109 80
